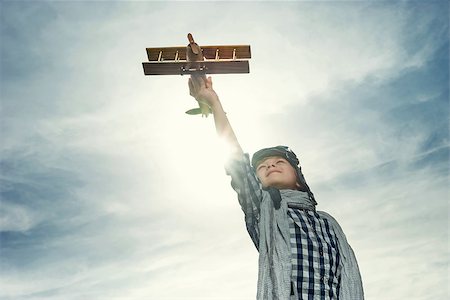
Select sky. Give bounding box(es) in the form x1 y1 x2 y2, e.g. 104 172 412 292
0 1 448 299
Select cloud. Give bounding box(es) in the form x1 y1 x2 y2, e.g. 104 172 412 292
0 1 448 300
260 38 448 178
0 202 38 232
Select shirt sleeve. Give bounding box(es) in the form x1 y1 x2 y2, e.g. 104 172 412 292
224 153 264 250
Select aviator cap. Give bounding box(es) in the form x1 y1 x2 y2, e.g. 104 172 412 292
251 145 316 203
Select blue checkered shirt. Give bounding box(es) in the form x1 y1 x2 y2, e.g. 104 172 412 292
288 208 342 299
226 154 342 299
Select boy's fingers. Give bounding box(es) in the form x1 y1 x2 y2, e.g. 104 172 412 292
190 76 198 91
206 76 213 89
192 75 206 90
188 78 195 96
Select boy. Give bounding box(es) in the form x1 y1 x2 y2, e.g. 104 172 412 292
188 76 364 299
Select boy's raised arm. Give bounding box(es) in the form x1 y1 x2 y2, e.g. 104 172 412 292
188 76 244 157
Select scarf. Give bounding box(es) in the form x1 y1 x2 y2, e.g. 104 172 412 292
257 188 364 299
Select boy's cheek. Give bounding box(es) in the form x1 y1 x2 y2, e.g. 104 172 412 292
258 176 268 187
256 172 264 182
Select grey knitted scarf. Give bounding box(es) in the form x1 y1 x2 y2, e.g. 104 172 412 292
256 189 364 300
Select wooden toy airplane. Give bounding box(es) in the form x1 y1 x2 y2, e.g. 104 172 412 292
142 34 251 76
142 33 251 116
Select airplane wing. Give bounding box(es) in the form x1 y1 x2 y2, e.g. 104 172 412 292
142 45 251 76
143 60 249 75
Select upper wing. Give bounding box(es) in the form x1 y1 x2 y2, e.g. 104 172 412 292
145 45 251 61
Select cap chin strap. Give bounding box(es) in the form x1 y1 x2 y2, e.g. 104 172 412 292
265 187 282 210
296 167 316 205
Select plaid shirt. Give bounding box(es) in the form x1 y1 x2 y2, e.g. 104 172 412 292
226 154 341 299
288 208 342 299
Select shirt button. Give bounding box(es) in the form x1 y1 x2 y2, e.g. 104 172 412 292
319 249 324 256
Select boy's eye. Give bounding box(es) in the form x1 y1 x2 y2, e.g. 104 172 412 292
257 165 266 171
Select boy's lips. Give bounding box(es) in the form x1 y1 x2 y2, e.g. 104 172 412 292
267 170 281 176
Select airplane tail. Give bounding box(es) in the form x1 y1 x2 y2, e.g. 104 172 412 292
185 102 212 117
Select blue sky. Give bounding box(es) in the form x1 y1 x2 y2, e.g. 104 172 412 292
0 1 448 299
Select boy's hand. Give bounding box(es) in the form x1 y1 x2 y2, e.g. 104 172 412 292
188 76 220 109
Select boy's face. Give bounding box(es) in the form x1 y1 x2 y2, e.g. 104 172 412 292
255 156 299 190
